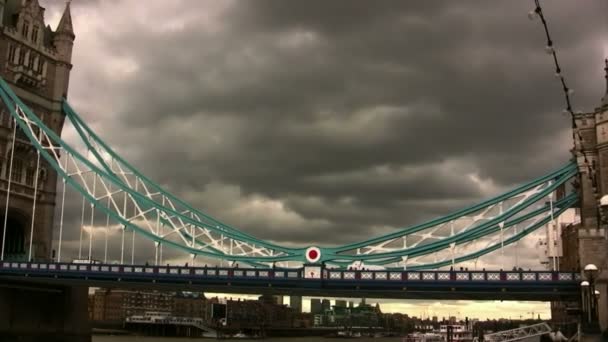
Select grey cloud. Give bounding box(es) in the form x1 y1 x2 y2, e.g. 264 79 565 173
31 1 607 262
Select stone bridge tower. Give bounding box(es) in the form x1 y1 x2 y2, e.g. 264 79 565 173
565 59 608 331
0 0 74 261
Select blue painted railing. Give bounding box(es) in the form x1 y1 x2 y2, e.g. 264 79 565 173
0 261 580 283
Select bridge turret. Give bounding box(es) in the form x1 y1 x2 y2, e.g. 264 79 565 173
52 1 75 101
564 60 608 332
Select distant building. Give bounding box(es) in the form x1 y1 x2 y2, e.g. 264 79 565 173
173 292 207 318
537 208 579 270
310 299 322 315
227 298 295 329
321 299 331 312
289 296 302 313
90 289 206 323
258 294 283 305
335 300 347 308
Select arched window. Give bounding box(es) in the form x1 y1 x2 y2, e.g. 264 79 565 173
28 52 36 69
14 47 21 65
11 159 23 183
33 55 39 72
22 20 29 37
31 26 39 43
7 44 16 64
18 49 25 65
25 165 35 186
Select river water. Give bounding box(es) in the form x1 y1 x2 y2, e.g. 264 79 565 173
93 337 404 342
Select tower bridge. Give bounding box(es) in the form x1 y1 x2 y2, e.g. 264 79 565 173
0 1 605 341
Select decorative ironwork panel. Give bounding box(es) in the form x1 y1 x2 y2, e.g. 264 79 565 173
506 273 520 281
438 272 450 280
422 272 435 280
375 272 388 280
522 273 536 281
390 272 402 280
487 273 500 281
330 272 342 279
456 273 469 281
407 272 420 280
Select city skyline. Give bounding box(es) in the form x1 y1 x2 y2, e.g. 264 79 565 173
38 0 608 319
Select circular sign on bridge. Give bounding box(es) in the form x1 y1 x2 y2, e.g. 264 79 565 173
305 246 321 263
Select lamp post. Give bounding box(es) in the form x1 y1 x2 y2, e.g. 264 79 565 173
582 264 600 333
581 281 590 324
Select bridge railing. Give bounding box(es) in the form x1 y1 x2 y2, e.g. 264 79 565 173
0 261 580 283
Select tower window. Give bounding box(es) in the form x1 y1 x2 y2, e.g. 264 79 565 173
18 49 25 65
37 58 43 74
7 44 16 64
31 26 39 43
22 21 29 37
25 166 35 186
13 47 20 65
28 53 36 69
11 159 23 183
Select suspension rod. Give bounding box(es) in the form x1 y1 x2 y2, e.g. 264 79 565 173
1 117 17 261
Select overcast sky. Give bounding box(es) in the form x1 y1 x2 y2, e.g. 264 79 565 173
37 0 608 319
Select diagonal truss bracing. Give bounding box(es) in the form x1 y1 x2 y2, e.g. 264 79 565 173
0 77 578 269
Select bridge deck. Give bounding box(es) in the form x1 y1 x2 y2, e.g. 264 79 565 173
0 262 581 300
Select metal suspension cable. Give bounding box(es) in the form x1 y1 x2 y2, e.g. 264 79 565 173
1 117 17 261
104 191 110 263
57 155 68 262
391 194 578 270
329 167 576 261
88 174 96 261
62 100 574 265
78 193 85 259
0 83 298 262
61 94 577 265
27 132 42 261
62 102 270 245
0 74 580 267
529 0 604 221
331 162 576 253
329 192 577 267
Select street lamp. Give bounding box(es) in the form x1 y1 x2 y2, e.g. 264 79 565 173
581 281 590 323
600 195 608 226
582 264 600 333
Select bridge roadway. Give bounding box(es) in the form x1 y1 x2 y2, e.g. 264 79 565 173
0 262 581 301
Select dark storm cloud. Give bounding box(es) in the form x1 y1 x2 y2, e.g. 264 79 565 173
36 1 607 258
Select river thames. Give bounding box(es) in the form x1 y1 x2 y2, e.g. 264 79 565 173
93 337 405 342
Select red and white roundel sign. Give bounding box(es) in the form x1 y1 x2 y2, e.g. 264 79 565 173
305 246 321 263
